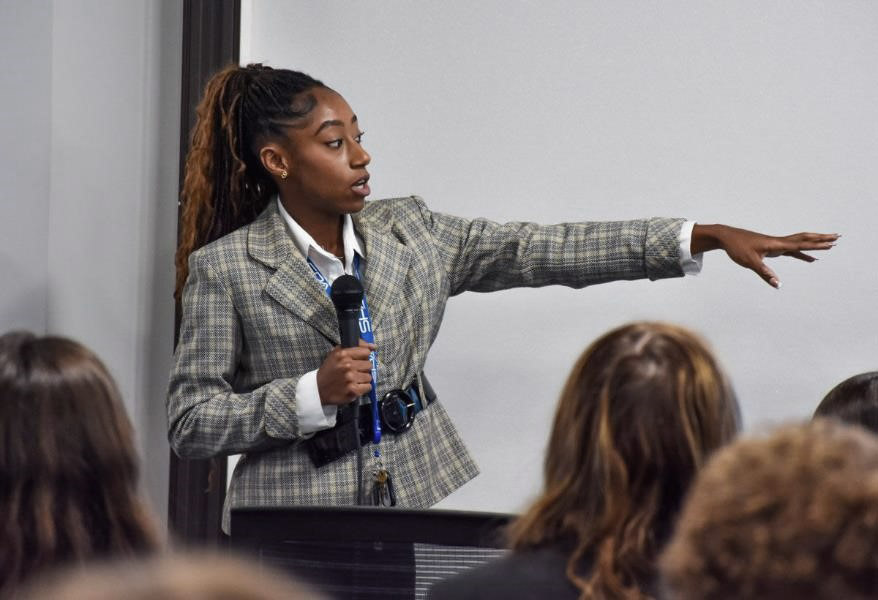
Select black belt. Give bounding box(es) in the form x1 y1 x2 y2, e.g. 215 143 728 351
306 374 436 468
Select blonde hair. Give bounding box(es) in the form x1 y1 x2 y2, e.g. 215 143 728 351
508 322 739 599
21 552 321 600
661 419 878 600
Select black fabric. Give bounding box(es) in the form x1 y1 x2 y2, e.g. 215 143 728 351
306 404 363 467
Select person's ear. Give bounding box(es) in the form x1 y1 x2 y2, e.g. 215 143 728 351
259 143 291 180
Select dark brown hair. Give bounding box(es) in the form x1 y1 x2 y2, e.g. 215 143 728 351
661 420 878 600
0 332 161 595
508 322 740 600
814 371 878 434
175 63 324 299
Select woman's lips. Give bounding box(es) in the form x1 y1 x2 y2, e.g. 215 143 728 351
351 176 371 197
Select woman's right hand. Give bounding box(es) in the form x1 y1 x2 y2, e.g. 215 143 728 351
316 339 376 405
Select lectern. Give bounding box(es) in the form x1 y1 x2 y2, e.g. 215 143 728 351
230 506 512 599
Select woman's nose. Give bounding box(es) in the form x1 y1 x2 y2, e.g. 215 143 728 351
351 144 371 167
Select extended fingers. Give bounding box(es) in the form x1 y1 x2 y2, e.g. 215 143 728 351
763 233 837 257
783 250 817 262
791 240 836 251
736 247 781 288
785 232 840 248
754 260 780 289
758 232 838 285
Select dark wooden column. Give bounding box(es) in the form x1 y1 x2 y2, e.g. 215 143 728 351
169 0 240 546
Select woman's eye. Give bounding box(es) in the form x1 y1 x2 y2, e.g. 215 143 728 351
326 139 342 149
355 132 365 144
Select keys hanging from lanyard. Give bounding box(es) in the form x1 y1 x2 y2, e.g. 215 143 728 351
372 468 396 507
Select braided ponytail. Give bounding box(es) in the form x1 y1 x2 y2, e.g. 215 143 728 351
175 63 324 299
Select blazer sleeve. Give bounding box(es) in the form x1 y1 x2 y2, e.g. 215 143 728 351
409 196 686 296
166 250 303 459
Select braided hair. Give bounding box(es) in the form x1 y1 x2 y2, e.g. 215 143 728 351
175 63 325 299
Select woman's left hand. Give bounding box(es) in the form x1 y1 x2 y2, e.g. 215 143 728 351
691 224 839 288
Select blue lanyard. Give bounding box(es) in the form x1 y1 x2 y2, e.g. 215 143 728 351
306 254 381 444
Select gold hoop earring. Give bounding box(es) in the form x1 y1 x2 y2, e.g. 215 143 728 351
280 170 288 180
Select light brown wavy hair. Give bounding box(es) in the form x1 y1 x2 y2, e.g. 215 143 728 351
661 419 878 600
0 332 161 596
507 322 740 600
175 63 325 300
21 552 321 600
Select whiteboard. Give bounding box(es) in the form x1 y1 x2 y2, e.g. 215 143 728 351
240 1 878 513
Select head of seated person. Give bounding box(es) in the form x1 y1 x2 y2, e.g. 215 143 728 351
661 419 878 600
0 331 162 595
18 552 322 600
814 371 878 434
505 322 740 599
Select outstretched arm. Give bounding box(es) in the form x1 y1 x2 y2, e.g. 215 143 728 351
691 224 839 288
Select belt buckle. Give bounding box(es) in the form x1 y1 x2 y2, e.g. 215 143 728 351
379 388 416 434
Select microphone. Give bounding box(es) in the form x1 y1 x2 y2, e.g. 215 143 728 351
330 275 364 348
330 274 370 505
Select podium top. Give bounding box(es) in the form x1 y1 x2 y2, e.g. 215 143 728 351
230 506 514 548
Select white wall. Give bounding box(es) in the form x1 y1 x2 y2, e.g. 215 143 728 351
0 0 182 524
0 0 52 334
242 1 878 514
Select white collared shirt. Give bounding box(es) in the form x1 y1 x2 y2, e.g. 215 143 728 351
277 197 366 434
278 196 702 434
679 221 703 275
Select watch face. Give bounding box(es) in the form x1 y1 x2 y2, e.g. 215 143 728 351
381 390 415 432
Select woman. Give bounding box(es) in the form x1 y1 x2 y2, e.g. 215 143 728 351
167 63 834 531
661 420 878 600
21 552 321 600
813 371 878 434
0 332 162 596
430 322 741 599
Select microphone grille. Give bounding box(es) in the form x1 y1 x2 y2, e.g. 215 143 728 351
330 275 364 311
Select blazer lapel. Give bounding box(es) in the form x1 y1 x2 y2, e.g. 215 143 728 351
354 210 413 334
248 204 340 344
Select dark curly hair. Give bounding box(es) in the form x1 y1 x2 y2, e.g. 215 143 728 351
661 419 878 600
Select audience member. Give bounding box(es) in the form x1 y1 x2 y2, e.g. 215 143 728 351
430 322 740 600
814 371 878 433
0 332 162 596
661 419 878 600
20 552 321 600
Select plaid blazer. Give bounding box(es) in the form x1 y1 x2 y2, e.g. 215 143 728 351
167 196 685 531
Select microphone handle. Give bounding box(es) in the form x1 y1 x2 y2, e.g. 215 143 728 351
338 308 361 348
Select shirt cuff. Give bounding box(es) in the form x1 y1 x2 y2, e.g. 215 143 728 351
295 369 337 434
678 220 703 276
